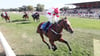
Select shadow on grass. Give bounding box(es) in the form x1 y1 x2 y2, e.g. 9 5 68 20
17 21 32 24
11 19 27 22
11 19 32 24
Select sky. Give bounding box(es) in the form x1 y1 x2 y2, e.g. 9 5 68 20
0 0 100 9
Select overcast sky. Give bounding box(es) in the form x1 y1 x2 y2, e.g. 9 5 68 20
0 0 100 9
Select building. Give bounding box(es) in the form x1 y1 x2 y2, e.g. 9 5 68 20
64 1 100 18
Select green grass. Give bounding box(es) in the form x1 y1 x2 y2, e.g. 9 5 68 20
0 13 100 56
69 17 100 30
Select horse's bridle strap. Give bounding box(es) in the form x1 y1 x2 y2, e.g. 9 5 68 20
50 29 58 35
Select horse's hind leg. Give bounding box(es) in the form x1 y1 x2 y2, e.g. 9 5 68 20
33 18 35 21
27 17 28 20
7 17 10 22
49 40 57 51
40 33 50 49
38 18 40 22
59 38 72 54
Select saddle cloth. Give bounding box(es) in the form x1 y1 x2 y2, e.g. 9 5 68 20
40 22 52 32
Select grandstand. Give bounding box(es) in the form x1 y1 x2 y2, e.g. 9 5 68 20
64 1 100 19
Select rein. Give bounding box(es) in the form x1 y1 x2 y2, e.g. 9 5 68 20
50 29 59 35
50 20 63 35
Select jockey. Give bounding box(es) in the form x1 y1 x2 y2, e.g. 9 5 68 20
32 11 38 15
46 8 60 23
5 12 8 16
2 12 6 16
32 11 39 17
24 11 27 16
35 12 38 15
42 8 60 32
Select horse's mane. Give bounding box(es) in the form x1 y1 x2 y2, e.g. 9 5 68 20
58 19 64 24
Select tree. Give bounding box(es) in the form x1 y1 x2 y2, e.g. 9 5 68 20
27 5 34 11
19 7 24 12
36 4 44 11
22 5 27 11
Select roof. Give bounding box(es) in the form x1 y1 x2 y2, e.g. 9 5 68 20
72 1 100 5
66 1 100 5
66 1 100 8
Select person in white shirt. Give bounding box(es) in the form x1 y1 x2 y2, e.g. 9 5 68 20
43 8 60 32
46 8 60 23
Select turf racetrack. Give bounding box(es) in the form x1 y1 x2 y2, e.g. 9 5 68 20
0 13 100 56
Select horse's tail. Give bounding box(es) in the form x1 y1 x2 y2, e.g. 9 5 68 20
37 22 44 33
1 13 3 17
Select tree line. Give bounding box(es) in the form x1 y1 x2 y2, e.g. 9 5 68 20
0 3 70 12
0 4 44 12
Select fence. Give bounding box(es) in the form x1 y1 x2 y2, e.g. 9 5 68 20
0 32 16 56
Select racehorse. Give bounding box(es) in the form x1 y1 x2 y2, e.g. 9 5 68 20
1 13 10 22
22 14 29 20
37 17 74 54
31 12 40 22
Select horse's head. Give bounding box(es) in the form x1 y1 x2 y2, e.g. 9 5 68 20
59 17 74 34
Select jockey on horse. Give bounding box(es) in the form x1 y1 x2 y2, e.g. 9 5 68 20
1 12 6 18
24 11 27 16
41 8 60 33
37 9 74 53
32 11 40 22
1 11 10 22
23 11 29 20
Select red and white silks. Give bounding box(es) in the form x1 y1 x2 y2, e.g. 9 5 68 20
46 8 60 23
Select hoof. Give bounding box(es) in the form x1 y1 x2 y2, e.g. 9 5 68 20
52 48 57 51
48 47 51 49
69 51 72 54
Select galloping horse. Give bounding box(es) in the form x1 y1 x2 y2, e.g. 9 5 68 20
22 14 29 20
32 12 40 22
37 17 74 53
1 13 10 22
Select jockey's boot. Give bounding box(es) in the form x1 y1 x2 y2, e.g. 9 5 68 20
43 21 50 33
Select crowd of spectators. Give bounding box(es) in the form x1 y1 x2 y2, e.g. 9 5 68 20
60 8 100 19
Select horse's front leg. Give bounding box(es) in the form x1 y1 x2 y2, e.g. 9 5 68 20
59 38 72 54
33 18 36 22
40 33 50 49
4 18 7 22
49 40 57 51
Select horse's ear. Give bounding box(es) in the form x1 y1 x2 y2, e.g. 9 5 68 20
64 16 67 19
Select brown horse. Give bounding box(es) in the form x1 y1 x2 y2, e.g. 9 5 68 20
1 13 10 22
37 17 74 53
22 14 29 20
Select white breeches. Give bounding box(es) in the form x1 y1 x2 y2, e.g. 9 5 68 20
46 14 59 23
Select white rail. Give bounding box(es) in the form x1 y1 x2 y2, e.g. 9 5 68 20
0 32 16 56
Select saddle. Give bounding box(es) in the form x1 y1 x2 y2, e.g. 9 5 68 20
40 21 59 34
40 22 52 33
